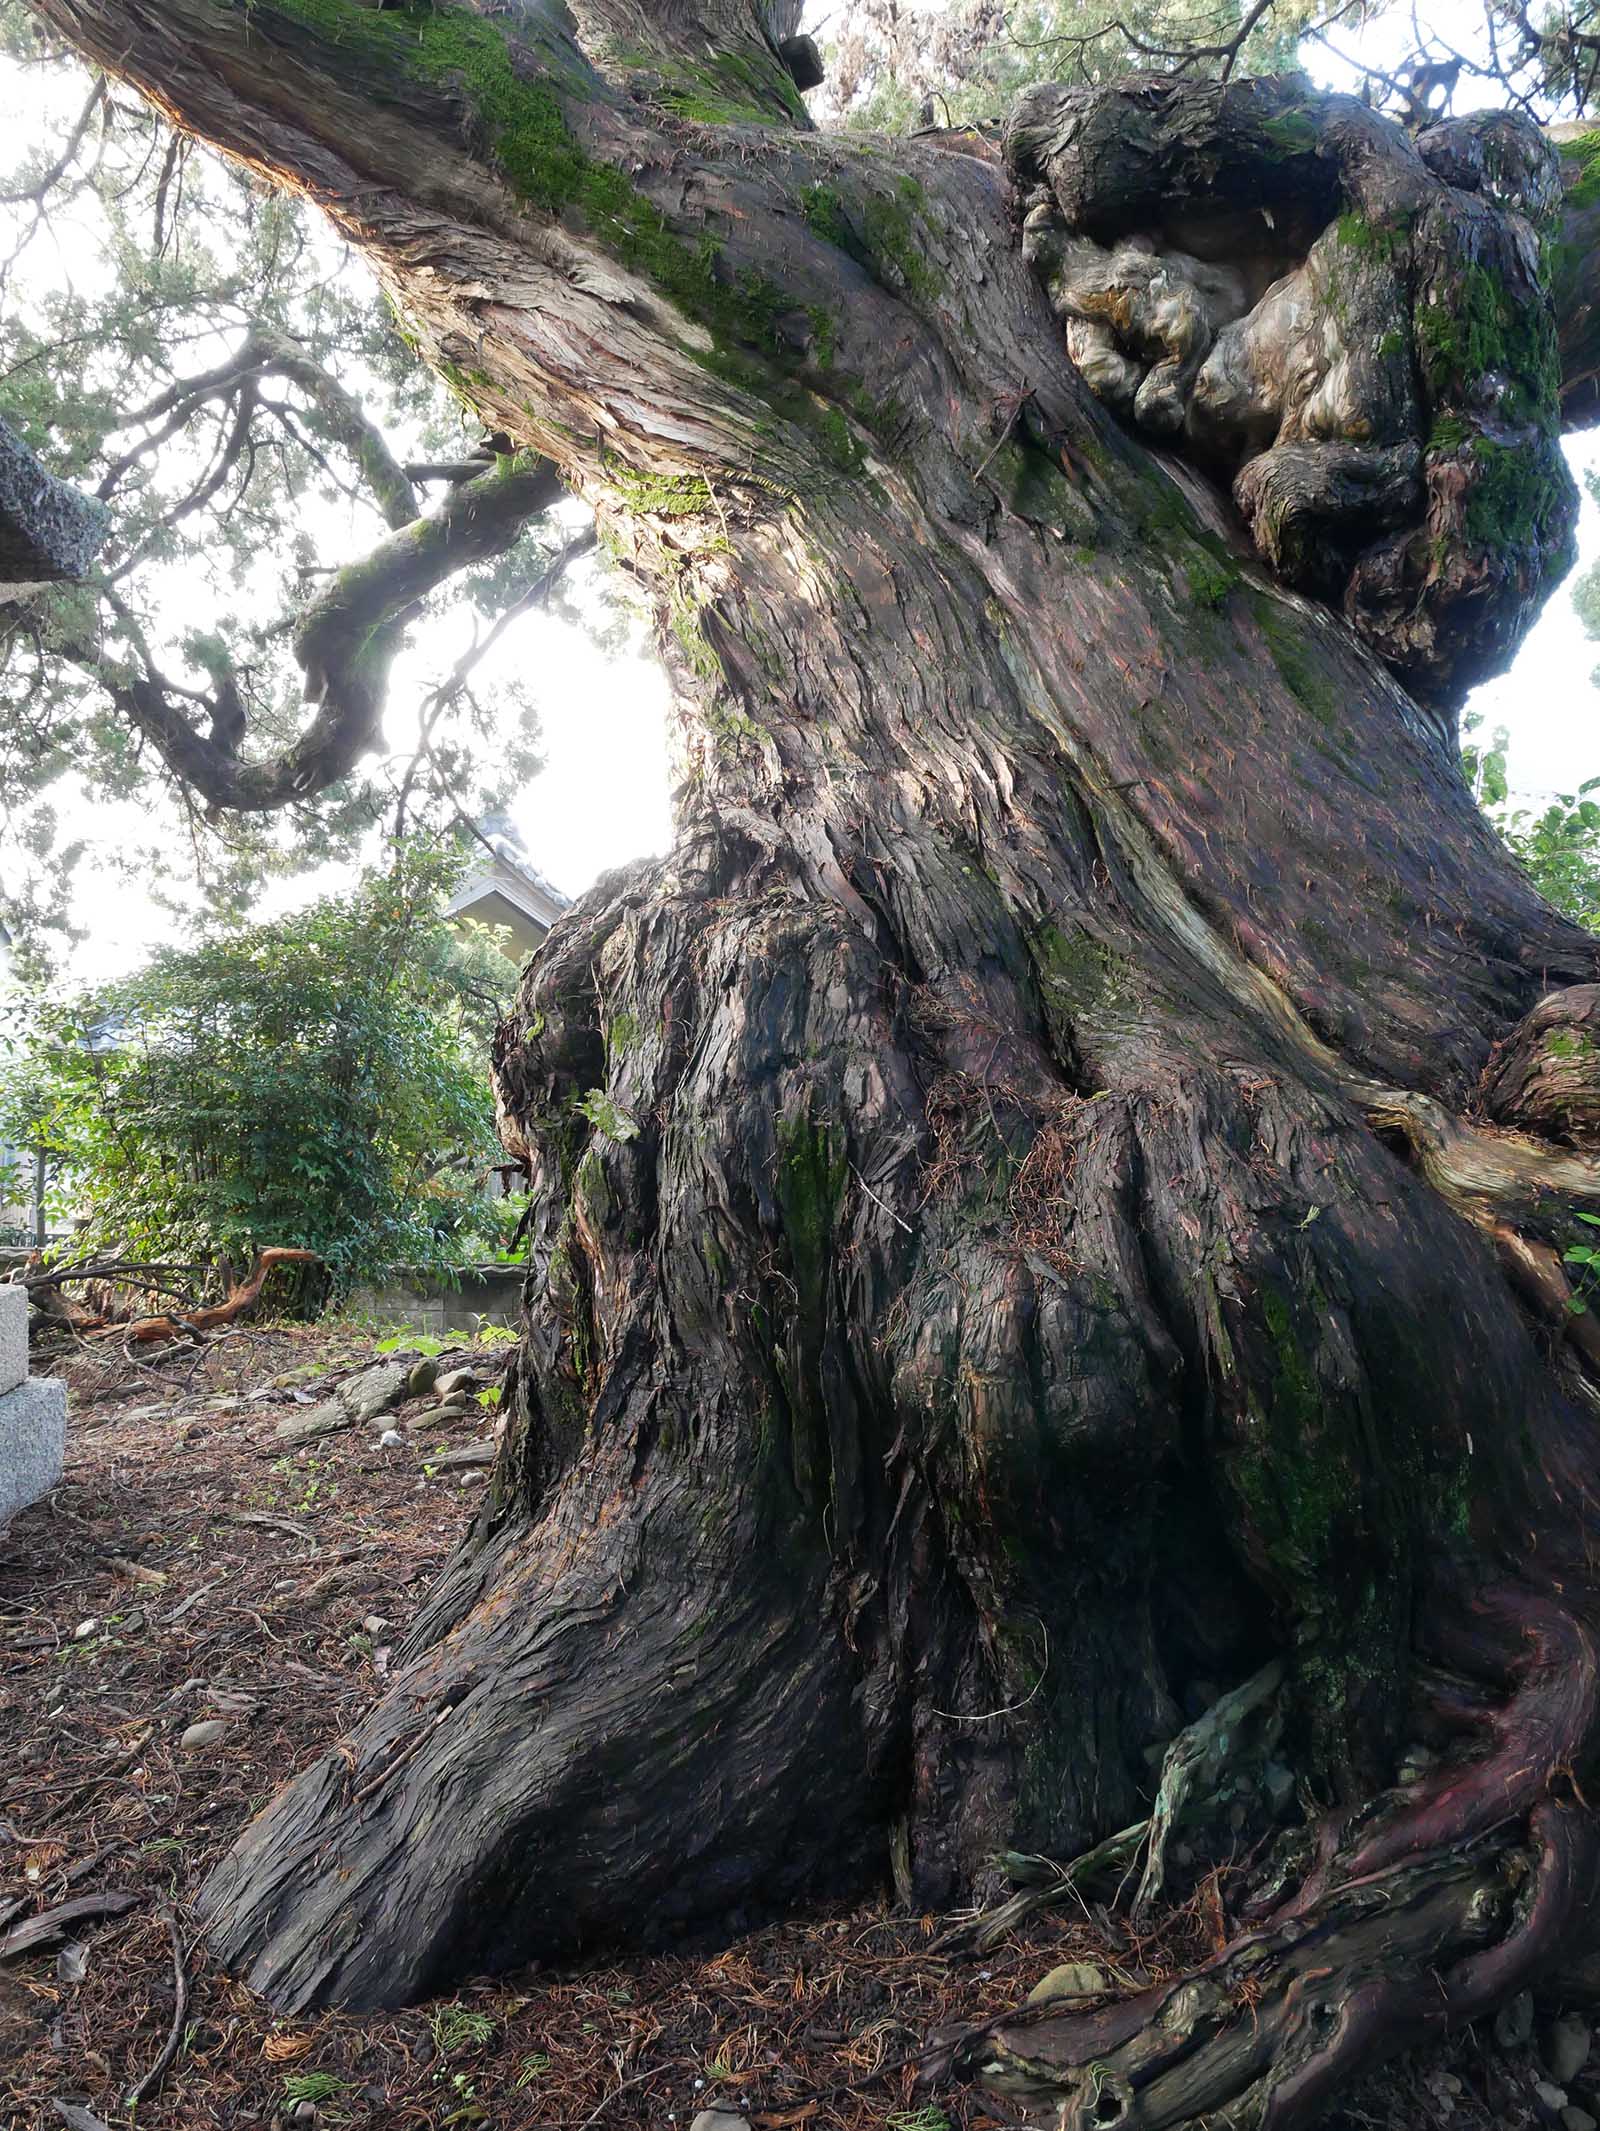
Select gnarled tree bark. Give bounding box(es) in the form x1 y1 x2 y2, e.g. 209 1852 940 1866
23 4 1600 2119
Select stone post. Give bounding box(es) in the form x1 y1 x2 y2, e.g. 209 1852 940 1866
0 1283 66 1531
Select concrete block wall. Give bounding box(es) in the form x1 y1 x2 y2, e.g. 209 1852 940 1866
0 1283 65 1530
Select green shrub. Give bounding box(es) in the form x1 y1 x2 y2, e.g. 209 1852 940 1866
0 841 523 1291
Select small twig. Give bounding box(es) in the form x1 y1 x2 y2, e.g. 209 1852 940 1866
231 1510 318 1544
574 2061 667 2129
851 1163 913 1234
971 387 1032 482
931 1618 1049 1722
124 1902 189 2109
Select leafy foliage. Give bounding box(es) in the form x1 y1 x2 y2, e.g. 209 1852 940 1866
1464 714 1600 930
1562 1209 1600 1314
820 0 1600 134
0 841 522 1285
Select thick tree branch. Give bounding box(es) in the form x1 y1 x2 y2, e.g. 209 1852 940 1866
114 454 562 808
50 454 564 809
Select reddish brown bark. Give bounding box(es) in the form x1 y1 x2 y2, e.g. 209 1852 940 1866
19 7 1600 2120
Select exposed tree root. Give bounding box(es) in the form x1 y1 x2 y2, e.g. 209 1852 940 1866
1358 1083 1600 1229
950 1587 1600 2127
968 1803 1599 2129
1483 983 1600 1149
81 1247 320 1343
195 1463 898 2010
936 1666 1284 1956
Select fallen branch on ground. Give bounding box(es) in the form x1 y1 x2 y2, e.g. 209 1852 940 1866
85 1247 319 1344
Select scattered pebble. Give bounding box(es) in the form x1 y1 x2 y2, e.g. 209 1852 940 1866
378 1428 405 1449
1026 1961 1106 2005
1498 1991 1536 2050
179 1718 230 1751
1546 2016 1593 2088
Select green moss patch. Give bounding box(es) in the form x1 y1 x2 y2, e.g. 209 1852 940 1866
1334 211 1408 262
610 467 715 517
1559 129 1600 212
1252 595 1338 728
801 176 942 302
254 0 794 365
1464 434 1571 550
1418 261 1560 429
1185 552 1240 610
774 1112 847 1325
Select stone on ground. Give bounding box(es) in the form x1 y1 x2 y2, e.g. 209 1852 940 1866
431 1441 496 1469
0 1282 27 1394
274 1399 352 1445
0 1375 66 1530
1027 1961 1107 2004
1498 1991 1537 2049
180 1718 231 1751
339 1359 415 1423
274 1358 415 1442
1546 2015 1593 2087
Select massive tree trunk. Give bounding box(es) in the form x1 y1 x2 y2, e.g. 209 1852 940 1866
27 2 1600 2116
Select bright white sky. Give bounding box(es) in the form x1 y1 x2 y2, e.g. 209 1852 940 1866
4 5 1600 988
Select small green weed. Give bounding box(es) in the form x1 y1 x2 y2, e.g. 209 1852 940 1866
281 2071 348 2106
1563 1211 1600 1311
431 2004 497 2053
375 1326 449 1357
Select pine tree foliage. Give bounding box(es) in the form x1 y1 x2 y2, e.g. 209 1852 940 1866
0 4 609 954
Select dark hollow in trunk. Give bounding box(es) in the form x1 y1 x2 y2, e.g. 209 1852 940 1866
24 5 1600 2117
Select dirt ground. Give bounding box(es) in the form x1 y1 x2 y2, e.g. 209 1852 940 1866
0 1321 1585 2131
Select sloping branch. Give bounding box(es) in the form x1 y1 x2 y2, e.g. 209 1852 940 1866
66 455 564 807
0 74 106 204
50 317 573 809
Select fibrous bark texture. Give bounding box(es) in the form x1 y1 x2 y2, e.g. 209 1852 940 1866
22 3 1600 2118
0 414 109 587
